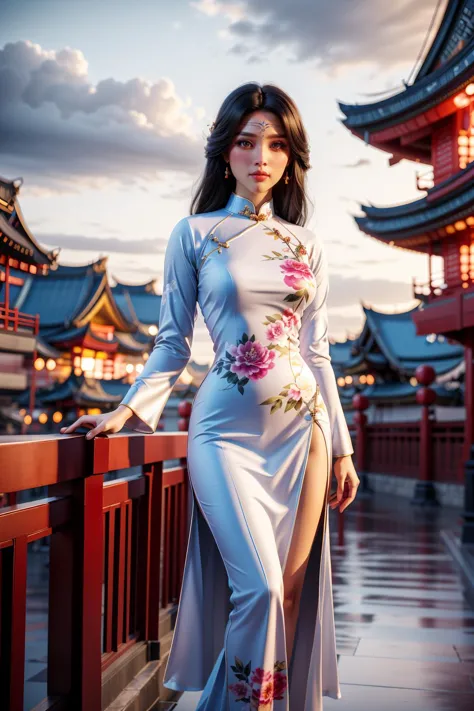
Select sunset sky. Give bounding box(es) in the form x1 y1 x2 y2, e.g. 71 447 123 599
0 0 448 363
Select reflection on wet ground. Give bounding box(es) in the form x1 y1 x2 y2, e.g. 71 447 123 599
175 491 474 710
24 491 474 710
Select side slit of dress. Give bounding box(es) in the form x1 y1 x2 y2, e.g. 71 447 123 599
166 415 337 710
287 417 336 709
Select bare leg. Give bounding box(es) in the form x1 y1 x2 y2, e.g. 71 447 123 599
283 422 329 665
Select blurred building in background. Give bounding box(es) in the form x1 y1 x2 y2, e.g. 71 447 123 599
339 0 474 458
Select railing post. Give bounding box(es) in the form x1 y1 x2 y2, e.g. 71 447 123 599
48 437 108 710
0 536 28 711
352 393 373 495
136 460 163 658
411 364 439 506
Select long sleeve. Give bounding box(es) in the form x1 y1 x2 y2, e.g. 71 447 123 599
299 231 354 457
120 217 198 433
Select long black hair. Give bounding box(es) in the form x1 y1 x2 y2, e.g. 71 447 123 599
190 82 312 226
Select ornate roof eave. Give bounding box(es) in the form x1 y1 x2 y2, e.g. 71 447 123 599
12 199 59 265
354 169 474 252
25 373 123 407
415 0 466 81
338 39 474 137
0 211 57 266
73 278 138 332
35 336 62 360
44 323 119 353
112 282 162 327
362 306 418 375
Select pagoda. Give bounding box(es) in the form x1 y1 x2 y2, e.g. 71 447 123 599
339 0 474 460
0 175 58 427
330 305 464 413
3 258 157 430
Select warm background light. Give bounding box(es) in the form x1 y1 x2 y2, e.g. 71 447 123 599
34 357 45 371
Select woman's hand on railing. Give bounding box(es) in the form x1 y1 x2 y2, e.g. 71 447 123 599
60 405 134 439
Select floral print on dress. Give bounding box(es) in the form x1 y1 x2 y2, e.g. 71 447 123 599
211 215 328 423
228 655 288 708
212 333 276 394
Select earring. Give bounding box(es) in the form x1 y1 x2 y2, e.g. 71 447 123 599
284 170 290 185
224 164 230 179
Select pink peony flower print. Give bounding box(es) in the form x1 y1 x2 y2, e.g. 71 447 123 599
251 680 274 706
273 671 288 699
229 656 287 707
250 667 273 686
228 680 251 699
265 319 291 345
281 307 301 330
228 340 276 380
280 258 314 290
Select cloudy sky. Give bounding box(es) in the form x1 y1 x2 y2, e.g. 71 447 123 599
1 0 447 363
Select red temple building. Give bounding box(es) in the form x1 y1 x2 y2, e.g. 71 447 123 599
0 177 200 433
339 0 474 539
0 176 58 429
339 0 474 463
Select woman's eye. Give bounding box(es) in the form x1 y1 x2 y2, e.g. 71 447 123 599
235 139 287 150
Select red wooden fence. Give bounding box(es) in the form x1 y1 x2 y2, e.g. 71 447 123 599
347 419 465 483
0 431 190 711
0 416 467 709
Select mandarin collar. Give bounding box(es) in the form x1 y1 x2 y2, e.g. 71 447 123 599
225 192 274 219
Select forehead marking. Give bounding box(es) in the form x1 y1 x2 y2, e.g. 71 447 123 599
242 120 280 135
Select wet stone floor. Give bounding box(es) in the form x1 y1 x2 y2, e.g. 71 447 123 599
174 490 474 711
23 490 474 711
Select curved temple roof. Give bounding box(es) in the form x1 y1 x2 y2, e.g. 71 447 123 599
0 176 57 267
338 1 474 158
416 0 474 81
332 304 464 377
354 163 474 251
112 279 161 327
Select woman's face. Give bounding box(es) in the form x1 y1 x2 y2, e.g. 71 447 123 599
225 110 291 198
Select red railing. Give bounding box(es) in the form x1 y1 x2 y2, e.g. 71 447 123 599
349 420 465 483
0 303 39 334
432 421 465 484
365 422 421 477
0 412 467 709
0 430 190 711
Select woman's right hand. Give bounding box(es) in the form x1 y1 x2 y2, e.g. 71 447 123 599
60 405 133 439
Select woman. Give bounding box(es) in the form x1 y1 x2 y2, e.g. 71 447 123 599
61 82 360 710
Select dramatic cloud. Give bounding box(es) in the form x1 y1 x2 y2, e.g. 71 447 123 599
0 40 205 191
193 0 448 73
